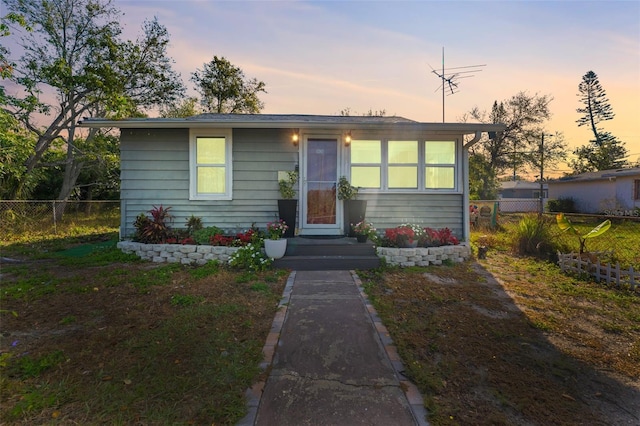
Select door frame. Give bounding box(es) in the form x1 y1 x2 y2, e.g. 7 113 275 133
299 133 344 236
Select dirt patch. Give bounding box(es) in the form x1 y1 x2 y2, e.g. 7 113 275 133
361 255 640 425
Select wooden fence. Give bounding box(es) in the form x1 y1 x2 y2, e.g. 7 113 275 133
557 252 639 291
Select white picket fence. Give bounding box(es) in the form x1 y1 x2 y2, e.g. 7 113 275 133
557 252 639 290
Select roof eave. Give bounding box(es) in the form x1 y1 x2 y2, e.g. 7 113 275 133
78 117 505 134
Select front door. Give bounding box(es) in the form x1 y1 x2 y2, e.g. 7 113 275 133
302 137 341 235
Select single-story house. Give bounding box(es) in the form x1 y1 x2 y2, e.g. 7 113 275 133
547 167 640 214
499 180 547 199
79 114 504 243
497 180 548 213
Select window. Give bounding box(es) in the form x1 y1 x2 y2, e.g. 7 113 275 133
388 141 418 188
634 180 640 200
350 139 458 192
351 140 381 188
425 141 455 189
190 130 232 200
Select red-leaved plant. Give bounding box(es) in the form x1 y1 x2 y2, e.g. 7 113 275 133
134 205 174 243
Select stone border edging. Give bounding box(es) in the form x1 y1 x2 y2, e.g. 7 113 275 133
238 271 296 426
117 241 239 265
377 244 471 267
352 270 430 426
117 241 471 268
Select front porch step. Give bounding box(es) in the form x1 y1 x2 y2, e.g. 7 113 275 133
285 241 376 257
271 237 380 270
272 255 380 271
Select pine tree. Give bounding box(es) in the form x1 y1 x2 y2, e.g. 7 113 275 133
572 71 627 173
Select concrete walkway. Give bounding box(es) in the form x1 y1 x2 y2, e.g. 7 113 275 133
239 270 428 425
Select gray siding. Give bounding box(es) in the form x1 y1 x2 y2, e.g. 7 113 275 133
120 128 298 237
119 127 466 240
359 193 464 237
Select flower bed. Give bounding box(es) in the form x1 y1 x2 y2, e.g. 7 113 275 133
118 241 472 267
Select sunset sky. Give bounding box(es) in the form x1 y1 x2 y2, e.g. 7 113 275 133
5 0 640 175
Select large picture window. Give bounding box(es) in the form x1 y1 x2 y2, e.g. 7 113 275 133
190 130 232 200
350 139 458 192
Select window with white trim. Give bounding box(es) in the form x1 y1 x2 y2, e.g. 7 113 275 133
350 139 458 191
350 140 381 188
388 141 418 189
425 141 455 189
190 130 232 200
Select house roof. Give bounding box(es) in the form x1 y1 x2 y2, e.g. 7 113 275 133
549 167 640 184
500 180 546 190
78 113 505 135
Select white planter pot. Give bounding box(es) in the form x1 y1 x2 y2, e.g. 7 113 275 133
264 238 287 259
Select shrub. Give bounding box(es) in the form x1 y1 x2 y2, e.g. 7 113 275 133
232 227 262 246
228 243 272 272
512 215 554 257
547 197 576 213
383 226 416 247
186 215 203 235
134 205 173 243
432 227 459 246
193 226 224 245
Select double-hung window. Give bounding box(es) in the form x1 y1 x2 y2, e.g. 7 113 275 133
190 130 232 200
425 141 456 189
388 141 418 189
350 139 458 192
350 140 381 188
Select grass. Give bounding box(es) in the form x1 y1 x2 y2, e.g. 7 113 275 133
0 222 287 425
2 213 638 424
360 224 640 425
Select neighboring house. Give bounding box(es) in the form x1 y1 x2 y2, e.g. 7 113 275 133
547 167 640 214
499 180 547 199
79 114 504 242
498 180 548 213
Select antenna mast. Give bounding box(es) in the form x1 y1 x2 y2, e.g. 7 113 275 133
430 47 486 122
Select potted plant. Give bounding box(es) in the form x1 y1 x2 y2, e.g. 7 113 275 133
278 170 298 238
264 219 289 259
337 176 367 237
353 220 376 243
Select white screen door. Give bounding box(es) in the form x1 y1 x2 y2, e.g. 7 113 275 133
303 138 339 232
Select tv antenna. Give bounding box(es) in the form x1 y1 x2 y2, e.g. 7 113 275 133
429 47 485 122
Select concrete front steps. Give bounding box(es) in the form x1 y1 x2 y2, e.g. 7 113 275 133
272 237 380 270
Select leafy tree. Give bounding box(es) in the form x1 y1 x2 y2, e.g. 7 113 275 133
571 71 627 173
191 56 266 114
0 109 41 198
466 92 566 195
468 154 499 200
3 0 184 215
468 92 557 173
159 97 200 118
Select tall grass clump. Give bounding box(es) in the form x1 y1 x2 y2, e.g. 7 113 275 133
511 215 557 259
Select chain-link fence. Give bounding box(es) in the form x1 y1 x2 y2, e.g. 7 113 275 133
0 200 120 236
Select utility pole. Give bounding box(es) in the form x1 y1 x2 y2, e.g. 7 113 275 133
539 133 552 217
